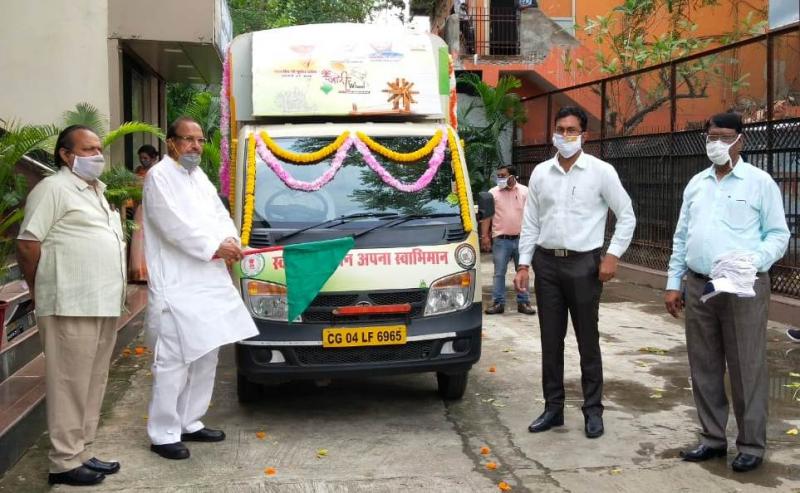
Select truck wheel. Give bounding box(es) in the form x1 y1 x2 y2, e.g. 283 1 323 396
237 373 261 403
437 371 469 400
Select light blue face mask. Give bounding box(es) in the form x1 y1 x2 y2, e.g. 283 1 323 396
496 177 509 188
178 153 201 171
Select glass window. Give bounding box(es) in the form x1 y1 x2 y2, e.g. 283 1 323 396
250 135 458 228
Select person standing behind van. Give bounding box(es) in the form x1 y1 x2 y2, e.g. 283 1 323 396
481 164 536 315
16 125 126 486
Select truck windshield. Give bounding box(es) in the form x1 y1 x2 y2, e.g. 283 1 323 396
250 136 458 227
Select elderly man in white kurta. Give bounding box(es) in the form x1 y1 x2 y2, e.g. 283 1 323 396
143 117 258 460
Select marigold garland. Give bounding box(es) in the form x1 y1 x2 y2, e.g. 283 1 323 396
241 134 257 246
447 127 473 233
356 130 443 162
263 131 350 164
238 127 474 237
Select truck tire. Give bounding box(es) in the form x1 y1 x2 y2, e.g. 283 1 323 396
437 371 469 400
237 372 261 403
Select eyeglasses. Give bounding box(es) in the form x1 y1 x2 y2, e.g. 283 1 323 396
172 135 207 145
554 127 582 137
705 134 739 144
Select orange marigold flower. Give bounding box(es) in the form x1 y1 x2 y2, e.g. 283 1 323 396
255 431 266 440
480 446 490 455
264 467 276 476
487 462 498 470
498 481 511 491
135 346 145 356
488 366 496 373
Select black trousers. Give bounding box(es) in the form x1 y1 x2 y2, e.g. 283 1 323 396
532 249 604 416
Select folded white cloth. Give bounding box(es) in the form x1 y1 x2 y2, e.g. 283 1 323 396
700 251 758 303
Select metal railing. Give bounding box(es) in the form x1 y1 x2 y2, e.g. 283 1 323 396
458 7 520 57
513 23 800 297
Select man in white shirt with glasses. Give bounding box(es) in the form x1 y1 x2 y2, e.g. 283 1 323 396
514 106 636 439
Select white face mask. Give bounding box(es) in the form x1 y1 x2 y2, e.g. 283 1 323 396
552 134 582 158
496 177 509 189
178 153 202 171
706 135 740 166
72 154 105 181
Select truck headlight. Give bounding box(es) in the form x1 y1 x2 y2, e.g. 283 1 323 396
424 270 475 316
243 279 288 321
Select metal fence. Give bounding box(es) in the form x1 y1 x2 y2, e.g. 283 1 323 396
513 24 800 298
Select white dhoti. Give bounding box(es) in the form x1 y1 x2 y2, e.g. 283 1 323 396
147 313 219 445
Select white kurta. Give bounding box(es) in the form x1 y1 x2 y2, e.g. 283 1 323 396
142 156 258 363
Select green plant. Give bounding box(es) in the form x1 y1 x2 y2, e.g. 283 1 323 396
456 74 527 195
0 120 61 274
62 103 164 151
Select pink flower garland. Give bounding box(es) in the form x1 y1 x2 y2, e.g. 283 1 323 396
255 135 354 191
352 133 447 192
219 52 232 193
252 127 448 193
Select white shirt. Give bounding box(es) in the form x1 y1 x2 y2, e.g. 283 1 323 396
143 156 258 363
518 151 636 265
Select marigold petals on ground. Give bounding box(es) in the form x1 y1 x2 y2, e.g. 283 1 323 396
486 462 498 470
498 481 511 491
786 428 799 435
135 346 145 356
316 448 328 458
480 446 490 455
264 467 276 476
488 366 497 373
255 431 266 440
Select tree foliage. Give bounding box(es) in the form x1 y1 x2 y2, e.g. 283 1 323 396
567 0 768 135
457 74 526 195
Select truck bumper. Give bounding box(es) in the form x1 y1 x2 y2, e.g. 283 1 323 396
236 304 482 382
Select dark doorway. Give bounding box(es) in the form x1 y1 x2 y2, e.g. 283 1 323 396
490 0 520 55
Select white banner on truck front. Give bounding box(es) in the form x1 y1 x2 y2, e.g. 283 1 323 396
251 24 443 117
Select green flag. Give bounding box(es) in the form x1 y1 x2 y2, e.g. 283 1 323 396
284 236 355 322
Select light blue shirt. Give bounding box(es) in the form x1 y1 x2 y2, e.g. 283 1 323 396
666 158 790 291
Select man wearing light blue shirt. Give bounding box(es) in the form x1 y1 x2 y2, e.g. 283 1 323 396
665 112 789 473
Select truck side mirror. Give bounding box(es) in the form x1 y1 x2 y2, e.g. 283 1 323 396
477 192 494 221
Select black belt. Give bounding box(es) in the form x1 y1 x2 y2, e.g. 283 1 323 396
689 270 711 282
537 247 601 258
496 234 520 240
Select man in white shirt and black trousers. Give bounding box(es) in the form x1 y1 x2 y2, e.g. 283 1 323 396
514 106 636 439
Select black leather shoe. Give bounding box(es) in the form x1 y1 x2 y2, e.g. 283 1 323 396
83 457 120 474
181 427 226 442
48 466 105 486
732 452 763 472
517 303 537 315
528 410 564 433
150 442 190 460
679 444 727 462
585 414 604 438
484 303 504 315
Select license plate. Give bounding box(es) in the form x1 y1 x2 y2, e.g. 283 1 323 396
323 325 407 348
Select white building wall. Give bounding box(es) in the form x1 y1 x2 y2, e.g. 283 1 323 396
0 0 111 128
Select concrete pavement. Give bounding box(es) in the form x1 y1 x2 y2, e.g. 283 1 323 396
1 259 799 492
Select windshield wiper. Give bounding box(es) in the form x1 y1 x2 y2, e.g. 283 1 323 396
273 212 400 244
353 212 460 239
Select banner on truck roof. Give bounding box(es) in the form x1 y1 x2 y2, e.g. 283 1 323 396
251 25 444 117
